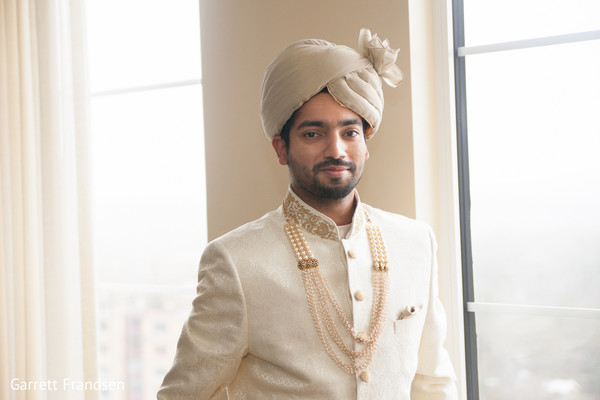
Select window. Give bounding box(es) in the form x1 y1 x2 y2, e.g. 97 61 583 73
453 1 600 398
85 1 206 399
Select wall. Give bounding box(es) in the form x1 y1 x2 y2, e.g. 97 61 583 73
199 0 415 240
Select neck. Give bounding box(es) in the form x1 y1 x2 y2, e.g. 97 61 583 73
291 184 357 226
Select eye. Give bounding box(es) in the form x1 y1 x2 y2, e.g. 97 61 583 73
345 129 361 137
303 131 318 138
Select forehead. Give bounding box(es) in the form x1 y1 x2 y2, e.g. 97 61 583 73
292 92 362 127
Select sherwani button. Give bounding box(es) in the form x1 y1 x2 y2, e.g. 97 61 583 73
360 371 370 382
347 249 357 258
354 290 365 301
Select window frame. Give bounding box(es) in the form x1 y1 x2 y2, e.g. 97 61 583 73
451 1 480 398
450 1 600 398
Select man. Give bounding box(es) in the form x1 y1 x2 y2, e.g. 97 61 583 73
158 28 457 399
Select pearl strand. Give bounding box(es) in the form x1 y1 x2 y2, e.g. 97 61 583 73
283 211 390 377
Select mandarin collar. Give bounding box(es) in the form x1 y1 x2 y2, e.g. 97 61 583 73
282 186 366 241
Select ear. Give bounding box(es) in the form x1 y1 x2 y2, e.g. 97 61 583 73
365 147 370 161
271 135 288 165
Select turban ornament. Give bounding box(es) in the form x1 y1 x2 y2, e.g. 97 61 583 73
260 28 403 140
358 29 403 88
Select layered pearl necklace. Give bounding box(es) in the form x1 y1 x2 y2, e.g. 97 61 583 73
283 210 389 379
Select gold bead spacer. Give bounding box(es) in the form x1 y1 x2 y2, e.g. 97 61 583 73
373 262 388 271
298 258 319 270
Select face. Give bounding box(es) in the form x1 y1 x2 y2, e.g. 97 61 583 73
272 92 370 201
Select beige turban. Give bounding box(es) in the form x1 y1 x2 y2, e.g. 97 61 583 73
260 28 402 140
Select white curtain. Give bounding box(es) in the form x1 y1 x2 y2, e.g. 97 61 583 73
0 0 97 399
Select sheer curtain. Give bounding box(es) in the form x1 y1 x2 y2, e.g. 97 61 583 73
0 0 97 399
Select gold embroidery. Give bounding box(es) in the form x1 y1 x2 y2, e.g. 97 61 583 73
282 191 365 240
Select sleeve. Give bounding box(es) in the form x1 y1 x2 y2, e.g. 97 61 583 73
157 240 248 400
410 228 458 400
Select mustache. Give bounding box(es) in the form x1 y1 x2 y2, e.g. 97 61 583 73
312 158 355 173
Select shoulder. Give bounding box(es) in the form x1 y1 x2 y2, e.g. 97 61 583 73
203 207 286 256
362 204 432 236
362 203 436 256
219 207 283 239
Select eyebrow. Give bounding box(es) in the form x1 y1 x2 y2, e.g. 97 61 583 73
296 118 362 130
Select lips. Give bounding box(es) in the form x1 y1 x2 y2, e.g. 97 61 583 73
320 168 348 176
320 167 349 172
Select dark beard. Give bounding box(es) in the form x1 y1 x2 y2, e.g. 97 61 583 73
310 179 357 199
289 157 361 200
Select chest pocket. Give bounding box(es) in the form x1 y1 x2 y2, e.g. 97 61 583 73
393 305 426 354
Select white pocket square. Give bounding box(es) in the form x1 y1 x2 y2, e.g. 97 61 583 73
398 305 423 320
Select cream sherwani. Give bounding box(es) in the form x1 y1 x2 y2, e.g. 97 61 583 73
158 188 457 399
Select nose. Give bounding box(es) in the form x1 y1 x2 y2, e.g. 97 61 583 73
323 132 347 159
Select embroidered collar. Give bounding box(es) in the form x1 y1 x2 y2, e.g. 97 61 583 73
282 187 366 240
